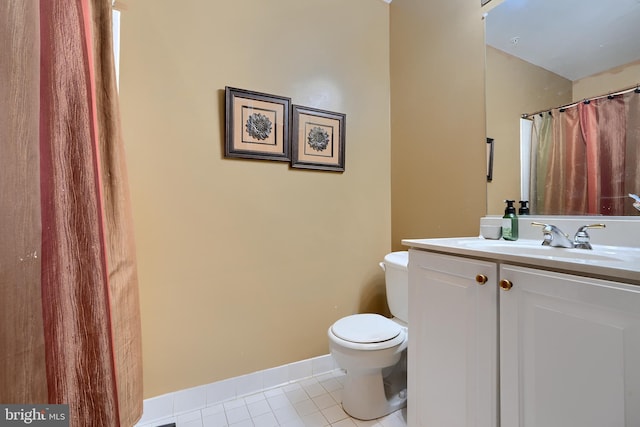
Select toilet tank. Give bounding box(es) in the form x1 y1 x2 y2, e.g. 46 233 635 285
382 251 409 324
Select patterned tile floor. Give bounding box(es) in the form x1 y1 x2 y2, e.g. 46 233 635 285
139 370 407 427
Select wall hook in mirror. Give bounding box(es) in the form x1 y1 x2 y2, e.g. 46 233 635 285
608 94 615 99
635 86 640 94
583 99 590 104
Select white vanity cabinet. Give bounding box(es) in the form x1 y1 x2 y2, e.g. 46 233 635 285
408 247 640 427
499 265 640 427
408 249 498 427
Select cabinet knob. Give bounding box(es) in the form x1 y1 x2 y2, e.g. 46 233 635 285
499 279 513 291
475 274 488 285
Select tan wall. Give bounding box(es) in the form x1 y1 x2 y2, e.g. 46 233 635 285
119 0 391 398
573 59 640 101
485 46 572 214
390 0 487 248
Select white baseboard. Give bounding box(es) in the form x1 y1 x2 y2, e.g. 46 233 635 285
135 354 337 426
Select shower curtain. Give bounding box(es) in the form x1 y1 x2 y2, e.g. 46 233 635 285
530 90 640 215
0 1 143 425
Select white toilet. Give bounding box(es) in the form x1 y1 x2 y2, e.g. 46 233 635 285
328 251 409 420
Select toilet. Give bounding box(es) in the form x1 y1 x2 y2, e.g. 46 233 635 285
328 251 409 420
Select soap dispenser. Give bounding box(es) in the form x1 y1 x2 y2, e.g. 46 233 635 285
502 200 519 241
519 200 530 215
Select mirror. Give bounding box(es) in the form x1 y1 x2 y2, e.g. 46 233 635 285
485 0 640 216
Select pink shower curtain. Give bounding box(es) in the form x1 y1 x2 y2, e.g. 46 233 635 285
530 90 640 215
626 94 640 215
0 1 143 425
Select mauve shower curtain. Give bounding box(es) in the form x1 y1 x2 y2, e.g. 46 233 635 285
0 0 143 425
541 106 587 215
579 97 627 215
530 90 640 215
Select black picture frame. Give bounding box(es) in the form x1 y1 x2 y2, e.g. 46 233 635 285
291 105 346 172
224 87 291 162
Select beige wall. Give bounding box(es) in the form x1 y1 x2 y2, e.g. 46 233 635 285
485 46 572 214
573 59 640 101
390 0 487 248
119 0 391 398
120 0 511 399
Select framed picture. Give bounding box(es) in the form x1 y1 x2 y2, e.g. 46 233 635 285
225 87 291 161
291 105 346 172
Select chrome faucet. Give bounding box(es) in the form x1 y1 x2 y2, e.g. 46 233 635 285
573 224 606 249
531 222 574 248
531 222 606 249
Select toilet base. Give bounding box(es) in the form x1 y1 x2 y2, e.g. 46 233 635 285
341 351 407 420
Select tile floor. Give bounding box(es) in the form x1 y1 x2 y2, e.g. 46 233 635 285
137 370 407 427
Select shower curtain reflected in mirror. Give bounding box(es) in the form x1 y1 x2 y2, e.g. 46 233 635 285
527 90 640 216
0 0 142 425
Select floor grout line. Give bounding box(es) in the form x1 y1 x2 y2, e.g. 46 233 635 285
139 370 407 427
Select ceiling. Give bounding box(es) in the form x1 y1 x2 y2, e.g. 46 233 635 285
485 0 640 81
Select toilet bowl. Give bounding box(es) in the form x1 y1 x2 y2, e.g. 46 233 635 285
327 251 409 421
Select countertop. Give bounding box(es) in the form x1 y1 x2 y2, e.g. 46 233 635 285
402 237 640 285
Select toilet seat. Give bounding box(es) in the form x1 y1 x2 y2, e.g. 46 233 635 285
330 314 406 351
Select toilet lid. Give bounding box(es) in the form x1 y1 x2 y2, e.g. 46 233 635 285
331 314 402 344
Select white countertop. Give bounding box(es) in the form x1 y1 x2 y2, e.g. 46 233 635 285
402 237 640 285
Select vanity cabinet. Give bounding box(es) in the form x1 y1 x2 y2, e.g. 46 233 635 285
408 249 640 427
408 249 498 427
499 265 640 427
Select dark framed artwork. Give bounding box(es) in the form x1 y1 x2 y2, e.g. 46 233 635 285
225 87 291 161
291 105 346 172
486 137 494 182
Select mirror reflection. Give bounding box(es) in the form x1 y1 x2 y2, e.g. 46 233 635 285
485 0 640 216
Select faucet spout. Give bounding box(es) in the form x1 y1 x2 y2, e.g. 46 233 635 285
531 222 574 248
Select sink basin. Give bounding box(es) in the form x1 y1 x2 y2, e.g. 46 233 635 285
456 239 623 263
459 239 625 262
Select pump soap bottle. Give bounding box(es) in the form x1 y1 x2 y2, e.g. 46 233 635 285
519 200 530 215
502 200 519 241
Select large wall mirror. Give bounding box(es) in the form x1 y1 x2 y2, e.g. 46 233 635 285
485 0 640 216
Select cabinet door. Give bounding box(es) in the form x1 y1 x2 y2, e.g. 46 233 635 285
408 249 498 427
500 265 640 427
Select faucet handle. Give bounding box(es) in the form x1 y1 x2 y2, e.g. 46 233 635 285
531 222 557 234
531 221 550 229
576 223 606 233
574 224 606 249
531 222 571 247
531 222 552 245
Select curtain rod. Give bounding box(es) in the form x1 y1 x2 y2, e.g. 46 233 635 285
522 83 640 119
